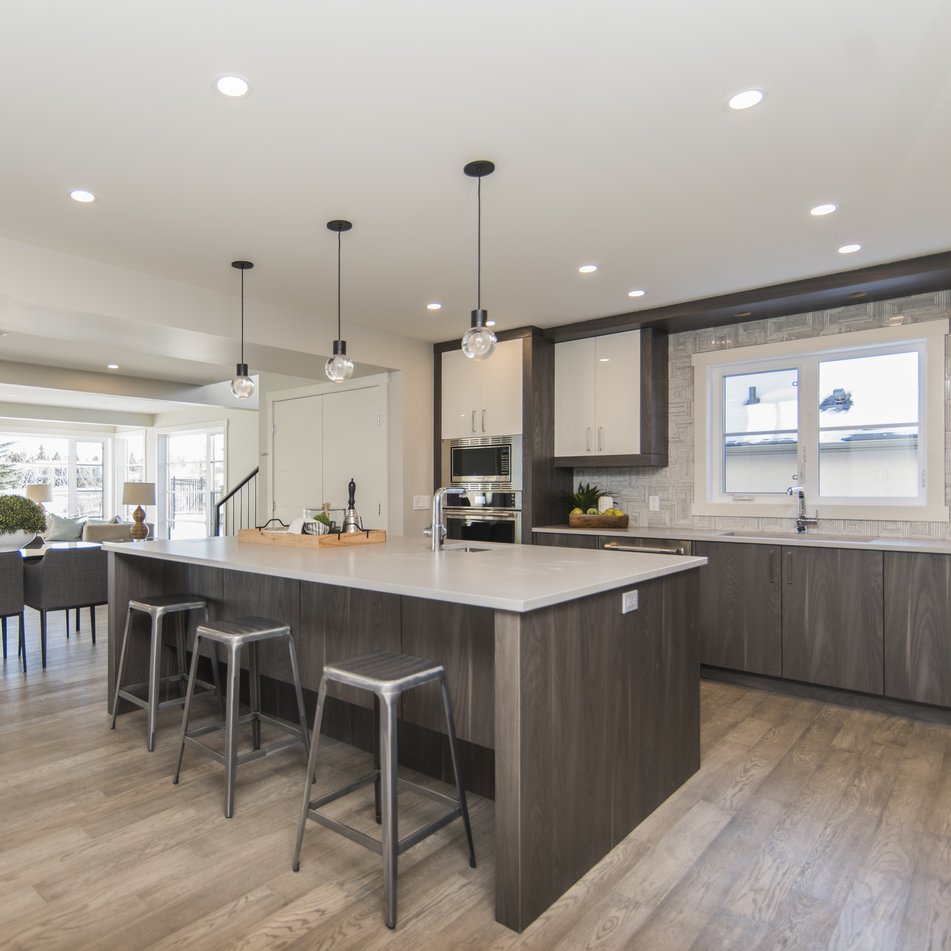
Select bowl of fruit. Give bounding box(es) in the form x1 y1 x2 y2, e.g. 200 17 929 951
564 482 629 528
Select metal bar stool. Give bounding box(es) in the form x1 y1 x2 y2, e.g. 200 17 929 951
111 594 220 751
174 616 309 819
292 650 476 930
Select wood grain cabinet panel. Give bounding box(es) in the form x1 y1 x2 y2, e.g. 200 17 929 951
884 552 951 707
400 597 495 748
532 532 599 550
694 541 782 676
781 546 884 694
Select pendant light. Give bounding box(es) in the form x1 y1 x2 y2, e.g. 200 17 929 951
230 260 255 399
460 159 497 360
325 219 355 383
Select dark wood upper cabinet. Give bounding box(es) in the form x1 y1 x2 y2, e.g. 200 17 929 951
694 540 782 677
884 552 951 707
781 546 884 694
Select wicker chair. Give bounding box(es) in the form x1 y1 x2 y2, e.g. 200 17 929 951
24 547 107 668
0 551 26 672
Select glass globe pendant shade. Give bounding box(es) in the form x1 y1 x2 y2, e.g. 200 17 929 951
325 340 354 383
231 362 255 399
461 309 497 360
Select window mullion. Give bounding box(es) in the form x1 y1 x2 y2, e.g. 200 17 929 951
798 359 819 495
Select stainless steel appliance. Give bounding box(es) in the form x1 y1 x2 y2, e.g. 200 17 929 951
444 504 521 545
442 435 522 490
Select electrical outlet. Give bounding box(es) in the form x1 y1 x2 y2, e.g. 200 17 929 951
622 589 638 613
648 495 660 511
412 495 430 511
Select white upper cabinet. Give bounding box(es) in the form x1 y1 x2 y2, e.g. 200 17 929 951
554 330 641 457
441 337 523 438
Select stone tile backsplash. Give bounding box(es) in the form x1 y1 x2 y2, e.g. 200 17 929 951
574 290 951 540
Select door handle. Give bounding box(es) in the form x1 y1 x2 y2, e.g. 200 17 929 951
481 409 486 433
598 426 604 451
768 548 778 584
784 551 793 585
585 427 592 451
471 410 476 434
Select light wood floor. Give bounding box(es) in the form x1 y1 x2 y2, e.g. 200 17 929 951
3 609 951 950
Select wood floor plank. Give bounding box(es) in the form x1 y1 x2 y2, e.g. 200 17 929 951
4 606 951 949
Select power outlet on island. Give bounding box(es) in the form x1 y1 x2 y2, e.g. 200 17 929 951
622 589 639 613
412 495 430 511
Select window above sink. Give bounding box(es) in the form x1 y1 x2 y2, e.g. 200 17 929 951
692 319 948 523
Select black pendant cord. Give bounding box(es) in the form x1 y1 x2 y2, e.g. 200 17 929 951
239 267 246 365
476 173 482 312
337 229 342 341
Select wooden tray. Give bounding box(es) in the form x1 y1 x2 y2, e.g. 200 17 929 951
238 528 386 548
568 514 629 529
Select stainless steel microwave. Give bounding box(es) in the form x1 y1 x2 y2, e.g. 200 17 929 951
442 435 522 489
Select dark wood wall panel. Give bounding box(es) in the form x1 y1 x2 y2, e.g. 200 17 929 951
884 552 951 707
400 597 495 748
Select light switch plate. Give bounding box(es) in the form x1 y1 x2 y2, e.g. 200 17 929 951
648 495 660 511
412 495 430 511
622 589 638 613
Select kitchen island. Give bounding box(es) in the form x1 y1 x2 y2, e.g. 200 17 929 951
104 535 706 932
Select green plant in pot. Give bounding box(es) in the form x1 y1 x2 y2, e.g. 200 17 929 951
563 482 606 516
0 493 47 550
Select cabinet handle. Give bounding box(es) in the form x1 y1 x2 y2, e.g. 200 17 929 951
598 426 604 451
585 427 592 451
784 551 793 585
481 409 486 433
471 410 477 434
768 548 778 584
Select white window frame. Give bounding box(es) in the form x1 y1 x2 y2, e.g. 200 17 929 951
692 320 949 522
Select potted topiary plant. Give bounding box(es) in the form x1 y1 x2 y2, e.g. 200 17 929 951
0 493 48 550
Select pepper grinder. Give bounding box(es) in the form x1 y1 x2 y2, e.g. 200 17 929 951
341 477 363 534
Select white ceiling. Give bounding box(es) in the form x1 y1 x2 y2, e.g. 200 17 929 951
1 0 950 407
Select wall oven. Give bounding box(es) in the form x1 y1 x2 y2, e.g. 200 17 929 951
444 506 521 545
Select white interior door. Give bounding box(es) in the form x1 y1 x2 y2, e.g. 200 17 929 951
322 386 388 531
271 395 322 525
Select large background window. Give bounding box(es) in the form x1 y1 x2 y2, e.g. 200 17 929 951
693 321 948 522
0 434 107 516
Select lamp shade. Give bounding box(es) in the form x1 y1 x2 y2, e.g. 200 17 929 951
25 483 53 503
122 482 156 506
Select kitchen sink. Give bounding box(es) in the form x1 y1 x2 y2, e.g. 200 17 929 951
717 530 879 544
443 545 490 553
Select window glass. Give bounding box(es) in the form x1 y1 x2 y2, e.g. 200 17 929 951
723 368 798 494
817 352 919 498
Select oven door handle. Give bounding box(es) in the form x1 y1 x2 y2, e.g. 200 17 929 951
602 541 688 556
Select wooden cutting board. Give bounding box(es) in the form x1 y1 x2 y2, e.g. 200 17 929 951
238 528 386 548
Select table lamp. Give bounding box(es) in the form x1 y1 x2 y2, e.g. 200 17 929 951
122 481 156 541
25 483 53 508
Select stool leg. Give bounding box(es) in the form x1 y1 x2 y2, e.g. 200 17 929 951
111 606 135 729
203 606 225 717
173 635 204 785
373 695 382 824
40 612 47 667
249 641 261 751
175 613 187 698
293 676 328 872
146 613 164 752
2 616 7 658
18 613 26 673
90 606 96 645
380 691 399 929
440 678 477 869
285 634 309 758
224 642 242 818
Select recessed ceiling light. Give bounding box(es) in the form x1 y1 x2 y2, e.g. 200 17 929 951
426 302 442 311
106 363 119 370
578 264 598 274
69 189 96 203
627 289 646 298
838 243 862 254
216 75 250 97
728 89 764 110
810 203 837 216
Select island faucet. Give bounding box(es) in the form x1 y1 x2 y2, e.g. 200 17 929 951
786 485 819 533
425 486 465 551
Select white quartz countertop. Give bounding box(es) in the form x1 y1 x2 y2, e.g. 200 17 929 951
532 524 951 554
103 535 706 613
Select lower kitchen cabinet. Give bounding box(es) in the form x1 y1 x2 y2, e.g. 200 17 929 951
781 546 884 694
694 541 781 676
532 532 598 549
884 552 951 707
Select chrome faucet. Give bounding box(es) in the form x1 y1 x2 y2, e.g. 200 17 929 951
425 486 465 551
786 485 819 533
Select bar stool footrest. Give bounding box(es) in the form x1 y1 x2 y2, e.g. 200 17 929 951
117 676 216 713
306 805 463 858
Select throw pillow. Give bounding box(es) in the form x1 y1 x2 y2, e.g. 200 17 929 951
45 513 86 541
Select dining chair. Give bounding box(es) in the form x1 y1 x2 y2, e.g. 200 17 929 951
0 550 26 672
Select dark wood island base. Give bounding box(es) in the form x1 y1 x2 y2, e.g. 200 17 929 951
107 547 700 933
